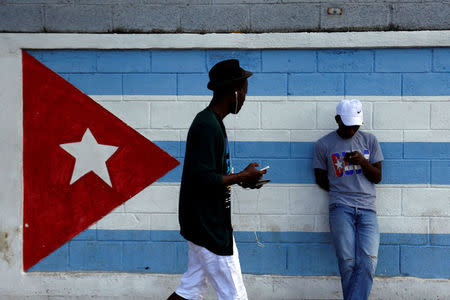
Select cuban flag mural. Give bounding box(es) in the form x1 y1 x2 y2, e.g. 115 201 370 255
24 48 449 280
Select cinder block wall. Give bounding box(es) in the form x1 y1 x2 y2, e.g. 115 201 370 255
1 1 449 33
25 48 450 280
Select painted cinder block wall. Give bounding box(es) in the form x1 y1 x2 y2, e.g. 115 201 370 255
0 31 449 299
25 48 450 279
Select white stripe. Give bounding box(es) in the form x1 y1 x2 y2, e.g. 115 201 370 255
96 183 450 234
91 95 450 103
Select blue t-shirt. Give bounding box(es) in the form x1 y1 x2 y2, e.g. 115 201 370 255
313 130 384 211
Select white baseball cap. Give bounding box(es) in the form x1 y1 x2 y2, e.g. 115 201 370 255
336 99 363 126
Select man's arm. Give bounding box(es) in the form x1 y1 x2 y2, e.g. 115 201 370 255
222 163 266 186
314 168 330 192
346 152 382 184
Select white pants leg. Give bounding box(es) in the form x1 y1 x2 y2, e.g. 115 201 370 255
176 239 247 300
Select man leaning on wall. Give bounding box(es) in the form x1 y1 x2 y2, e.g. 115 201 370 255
313 99 384 300
168 59 267 300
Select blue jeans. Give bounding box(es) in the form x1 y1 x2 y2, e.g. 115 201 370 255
329 204 379 300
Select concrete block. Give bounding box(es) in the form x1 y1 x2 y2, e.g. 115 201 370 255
96 50 151 73
126 185 179 213
405 142 450 160
431 160 449 185
430 217 450 235
112 4 180 32
375 49 432 72
382 160 430 185
345 74 401 97
0 4 42 32
373 103 430 129
45 5 112 32
433 48 450 72
99 102 149 129
380 233 427 246
289 186 328 215
375 188 401 216
248 73 287 96
287 244 338 276
261 102 315 129
138 129 179 142
207 50 261 72
181 5 250 32
69 241 122 270
318 49 373 73
239 243 287 274
235 141 290 158
291 130 332 142
28 244 69 272
403 73 450 97
392 3 450 30
317 102 372 130
123 74 177 96
223 102 260 129
378 216 428 234
261 50 316 72
152 50 206 73
68 74 122 96
250 4 320 32
314 215 330 232
286 215 315 232
379 142 403 159
403 188 449 217
150 102 206 129
321 4 390 31
72 229 96 241
234 130 290 142
288 73 344 97
404 130 450 143
291 142 314 159
232 214 260 231
149 213 179 230
178 74 210 96
258 187 289 214
431 102 450 129
96 213 150 230
97 229 149 241
376 245 400 276
35 50 97 73
401 246 450 278
123 242 177 273
365 130 403 143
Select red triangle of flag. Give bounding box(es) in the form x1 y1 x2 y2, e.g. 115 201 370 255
22 51 180 271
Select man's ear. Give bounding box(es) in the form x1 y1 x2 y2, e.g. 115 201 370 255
335 115 340 124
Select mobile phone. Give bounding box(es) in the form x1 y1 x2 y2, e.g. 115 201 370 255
344 152 355 162
254 179 271 188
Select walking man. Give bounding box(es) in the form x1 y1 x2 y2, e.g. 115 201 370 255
168 59 266 300
313 99 384 300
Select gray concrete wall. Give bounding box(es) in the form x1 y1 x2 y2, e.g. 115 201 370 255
0 0 449 33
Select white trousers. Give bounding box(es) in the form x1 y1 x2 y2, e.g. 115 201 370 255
175 239 248 300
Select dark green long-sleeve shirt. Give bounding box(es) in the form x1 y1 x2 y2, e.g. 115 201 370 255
179 107 233 255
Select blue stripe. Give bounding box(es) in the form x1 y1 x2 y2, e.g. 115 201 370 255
155 141 450 185
27 49 450 97
29 230 450 278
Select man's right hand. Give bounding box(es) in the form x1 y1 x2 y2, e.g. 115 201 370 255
239 162 266 185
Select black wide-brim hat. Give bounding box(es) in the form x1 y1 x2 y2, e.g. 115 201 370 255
207 59 253 91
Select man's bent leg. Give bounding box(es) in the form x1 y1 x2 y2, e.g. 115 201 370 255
329 204 357 300
174 241 209 300
199 238 248 300
348 208 379 300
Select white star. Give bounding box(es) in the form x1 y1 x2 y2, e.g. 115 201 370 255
335 159 343 170
60 128 118 187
